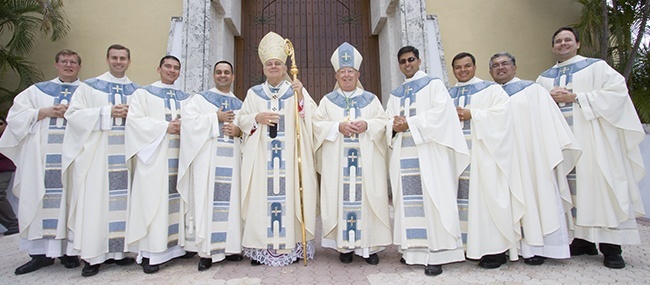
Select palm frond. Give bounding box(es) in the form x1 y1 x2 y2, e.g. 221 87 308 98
0 47 44 92
632 89 650 123
1 0 69 54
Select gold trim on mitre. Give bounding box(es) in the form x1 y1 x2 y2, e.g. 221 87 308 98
258 31 288 64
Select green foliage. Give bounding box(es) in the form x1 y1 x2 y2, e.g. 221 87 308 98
575 0 605 58
575 0 650 123
0 0 69 109
631 45 650 122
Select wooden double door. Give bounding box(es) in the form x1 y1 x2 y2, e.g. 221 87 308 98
234 0 381 103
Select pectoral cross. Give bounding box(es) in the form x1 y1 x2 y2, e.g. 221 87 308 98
221 100 229 110
460 87 469 96
60 88 71 98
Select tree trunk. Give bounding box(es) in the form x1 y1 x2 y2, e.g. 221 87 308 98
623 0 650 82
600 0 609 60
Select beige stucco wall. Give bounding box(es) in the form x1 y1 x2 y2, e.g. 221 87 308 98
427 0 582 84
26 0 182 85
15 1 581 88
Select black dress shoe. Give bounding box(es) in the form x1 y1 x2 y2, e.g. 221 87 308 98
198 258 213 271
4 226 18 236
141 258 159 274
114 257 135 266
250 259 263 266
400 257 406 264
478 253 507 269
364 253 379 265
59 255 81 268
180 252 197 259
14 255 55 275
424 264 443 276
225 254 243 262
524 256 545 266
339 252 354 264
81 262 100 277
603 254 625 269
569 239 598 256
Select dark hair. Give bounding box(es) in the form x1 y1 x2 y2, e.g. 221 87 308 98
0 116 6 125
397 46 419 60
452 52 476 67
552 27 580 46
106 44 131 59
489 52 516 68
159 55 181 68
214 60 234 74
55 49 82 65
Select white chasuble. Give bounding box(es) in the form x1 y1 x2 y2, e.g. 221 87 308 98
238 81 318 266
537 56 645 244
448 77 521 260
125 81 190 264
0 79 79 256
386 71 469 265
503 78 581 259
63 72 139 264
178 88 243 261
314 88 391 255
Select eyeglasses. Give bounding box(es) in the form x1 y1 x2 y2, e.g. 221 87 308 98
58 60 79 66
490 61 512 69
337 68 357 75
399 57 417 65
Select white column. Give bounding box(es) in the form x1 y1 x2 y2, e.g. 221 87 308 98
176 0 241 94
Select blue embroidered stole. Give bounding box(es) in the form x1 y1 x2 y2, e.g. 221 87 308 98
251 84 295 249
539 58 599 127
502 80 534 97
390 78 433 247
199 90 244 253
448 81 496 245
34 81 79 238
324 90 379 246
143 85 190 247
84 77 138 252
449 81 494 134
539 60 599 207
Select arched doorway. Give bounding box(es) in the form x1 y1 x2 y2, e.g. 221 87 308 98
234 0 381 103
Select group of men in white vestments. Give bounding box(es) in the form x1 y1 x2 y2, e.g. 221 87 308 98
0 45 246 277
0 25 646 278
438 25 645 272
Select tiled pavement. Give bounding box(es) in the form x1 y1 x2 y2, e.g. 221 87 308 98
1 219 649 284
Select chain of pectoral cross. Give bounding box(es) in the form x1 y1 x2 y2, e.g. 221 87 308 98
345 96 356 120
